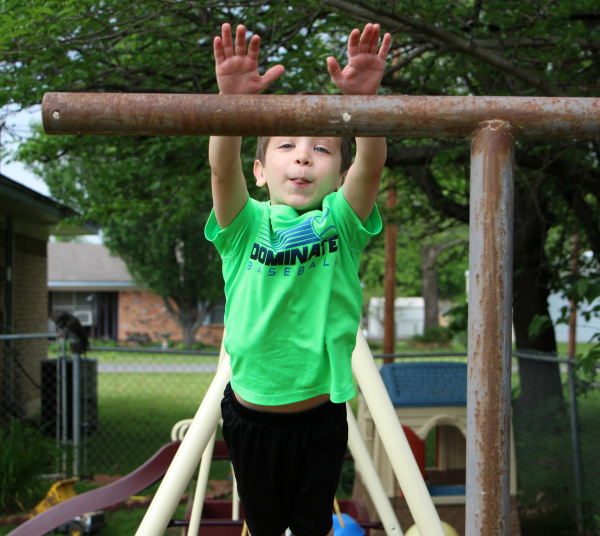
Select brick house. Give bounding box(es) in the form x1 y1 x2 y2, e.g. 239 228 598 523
0 173 98 422
47 242 225 346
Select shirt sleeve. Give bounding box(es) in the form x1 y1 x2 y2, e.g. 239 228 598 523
204 196 261 259
330 187 382 252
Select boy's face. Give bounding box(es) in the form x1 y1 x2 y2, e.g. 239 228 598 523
254 137 346 213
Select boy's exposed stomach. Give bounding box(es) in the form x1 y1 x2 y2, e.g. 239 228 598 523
234 391 331 413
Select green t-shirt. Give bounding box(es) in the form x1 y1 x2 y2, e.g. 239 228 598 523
205 188 381 405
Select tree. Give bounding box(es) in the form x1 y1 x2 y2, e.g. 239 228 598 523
2 1 346 345
360 171 469 327
319 0 600 411
2 0 599 390
18 129 224 346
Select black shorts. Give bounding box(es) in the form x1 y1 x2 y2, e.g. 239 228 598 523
221 383 348 536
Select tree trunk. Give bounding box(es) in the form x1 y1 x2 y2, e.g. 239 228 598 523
181 322 198 348
162 296 213 348
421 244 439 330
420 238 466 331
512 185 564 415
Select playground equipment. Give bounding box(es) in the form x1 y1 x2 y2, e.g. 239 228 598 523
28 477 105 535
7 442 180 536
7 411 377 536
40 91 600 535
357 362 518 501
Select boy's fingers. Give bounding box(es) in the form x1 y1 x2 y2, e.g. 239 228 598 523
347 28 360 57
234 24 247 57
378 33 392 59
221 23 234 58
260 64 285 87
247 34 261 62
213 36 226 64
326 57 342 84
369 24 381 55
358 23 373 54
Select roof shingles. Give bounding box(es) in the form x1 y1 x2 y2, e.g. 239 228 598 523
48 243 133 283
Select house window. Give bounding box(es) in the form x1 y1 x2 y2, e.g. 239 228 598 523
50 291 95 326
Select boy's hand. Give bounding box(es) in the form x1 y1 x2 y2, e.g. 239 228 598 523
214 23 285 95
327 23 391 96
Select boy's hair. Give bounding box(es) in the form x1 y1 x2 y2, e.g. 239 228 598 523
255 92 352 175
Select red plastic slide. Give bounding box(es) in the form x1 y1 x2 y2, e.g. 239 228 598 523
8 441 181 536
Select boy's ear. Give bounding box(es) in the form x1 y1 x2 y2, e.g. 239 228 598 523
254 160 267 187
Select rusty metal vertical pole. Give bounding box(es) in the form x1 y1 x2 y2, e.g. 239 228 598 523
383 185 397 363
467 121 515 536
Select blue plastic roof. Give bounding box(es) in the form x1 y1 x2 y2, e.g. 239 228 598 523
380 362 468 407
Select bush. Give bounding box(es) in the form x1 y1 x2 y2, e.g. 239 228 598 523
0 418 59 514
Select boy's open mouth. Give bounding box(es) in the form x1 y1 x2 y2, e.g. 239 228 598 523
290 178 311 186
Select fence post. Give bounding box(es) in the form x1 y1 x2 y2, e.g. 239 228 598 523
467 121 515 536
567 361 584 534
72 351 81 476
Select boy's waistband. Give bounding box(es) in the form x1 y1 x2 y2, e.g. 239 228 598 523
223 382 345 425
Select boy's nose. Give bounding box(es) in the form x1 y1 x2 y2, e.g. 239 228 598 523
295 152 311 166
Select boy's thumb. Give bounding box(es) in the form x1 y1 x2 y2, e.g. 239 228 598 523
326 57 341 74
326 57 342 83
261 64 285 87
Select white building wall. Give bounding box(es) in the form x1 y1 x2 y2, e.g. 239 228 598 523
367 297 425 340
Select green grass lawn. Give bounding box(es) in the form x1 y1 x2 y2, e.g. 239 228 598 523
48 347 222 365
86 371 220 476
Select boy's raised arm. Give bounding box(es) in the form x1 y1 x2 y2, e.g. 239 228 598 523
209 23 284 229
327 24 391 223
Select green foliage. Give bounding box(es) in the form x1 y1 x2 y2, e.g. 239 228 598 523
578 334 600 375
3 1 360 344
411 326 452 344
528 314 555 341
360 172 469 303
2 0 600 355
18 127 224 344
0 418 59 514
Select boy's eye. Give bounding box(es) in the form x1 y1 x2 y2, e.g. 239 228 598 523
315 147 330 154
280 143 294 149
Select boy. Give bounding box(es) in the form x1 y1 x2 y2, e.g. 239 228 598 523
205 22 391 536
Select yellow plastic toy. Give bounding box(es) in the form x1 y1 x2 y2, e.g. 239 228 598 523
29 478 79 518
405 521 460 536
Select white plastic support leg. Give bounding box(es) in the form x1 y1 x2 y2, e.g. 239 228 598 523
346 402 404 536
135 356 232 536
187 429 218 536
352 331 446 536
232 465 240 520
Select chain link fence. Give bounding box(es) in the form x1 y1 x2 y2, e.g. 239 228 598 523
0 336 220 481
512 351 600 536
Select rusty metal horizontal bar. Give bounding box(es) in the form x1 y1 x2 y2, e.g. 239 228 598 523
42 93 600 139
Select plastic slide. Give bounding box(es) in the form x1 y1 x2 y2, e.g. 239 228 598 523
7 441 181 536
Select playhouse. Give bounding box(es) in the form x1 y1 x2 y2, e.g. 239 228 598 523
355 362 520 535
